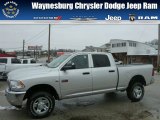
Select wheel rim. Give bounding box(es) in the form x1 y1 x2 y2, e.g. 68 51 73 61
133 86 142 99
33 97 50 115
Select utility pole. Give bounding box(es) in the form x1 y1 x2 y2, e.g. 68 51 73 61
23 40 25 58
48 24 51 63
157 24 160 70
35 45 37 61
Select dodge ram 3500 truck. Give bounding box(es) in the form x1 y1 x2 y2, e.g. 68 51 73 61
5 52 154 118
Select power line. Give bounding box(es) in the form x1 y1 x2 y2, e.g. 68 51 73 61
25 30 48 45
25 27 48 43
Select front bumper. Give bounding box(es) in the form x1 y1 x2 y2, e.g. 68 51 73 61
5 88 26 107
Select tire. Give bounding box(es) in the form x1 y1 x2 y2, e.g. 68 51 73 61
127 82 144 102
27 91 55 119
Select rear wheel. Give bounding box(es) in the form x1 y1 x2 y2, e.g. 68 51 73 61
27 92 55 118
127 82 144 102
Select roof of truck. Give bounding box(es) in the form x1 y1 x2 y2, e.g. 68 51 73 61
67 52 110 55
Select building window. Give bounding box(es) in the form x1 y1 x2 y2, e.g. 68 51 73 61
129 42 136 47
133 43 136 47
112 44 115 48
122 42 126 47
112 42 126 48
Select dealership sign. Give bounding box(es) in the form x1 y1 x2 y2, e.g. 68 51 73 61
28 46 42 50
0 0 159 20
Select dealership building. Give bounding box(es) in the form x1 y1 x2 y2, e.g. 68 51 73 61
110 39 158 67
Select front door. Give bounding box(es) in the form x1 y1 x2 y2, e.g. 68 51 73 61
59 54 92 98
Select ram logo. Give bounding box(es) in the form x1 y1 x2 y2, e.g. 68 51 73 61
138 16 158 20
129 14 136 21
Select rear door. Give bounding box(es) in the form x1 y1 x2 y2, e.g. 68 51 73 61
91 54 118 93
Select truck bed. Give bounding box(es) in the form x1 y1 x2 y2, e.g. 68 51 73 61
116 64 153 90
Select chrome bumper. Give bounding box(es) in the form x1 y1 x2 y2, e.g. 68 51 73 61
5 89 26 107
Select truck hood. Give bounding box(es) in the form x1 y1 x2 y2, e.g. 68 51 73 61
8 66 54 80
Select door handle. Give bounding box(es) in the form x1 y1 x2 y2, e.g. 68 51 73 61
61 79 68 83
109 70 115 72
82 72 90 75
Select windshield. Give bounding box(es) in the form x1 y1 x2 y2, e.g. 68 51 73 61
47 54 71 68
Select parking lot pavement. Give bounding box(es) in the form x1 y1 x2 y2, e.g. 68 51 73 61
0 76 159 120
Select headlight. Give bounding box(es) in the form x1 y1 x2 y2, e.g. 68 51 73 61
10 80 25 89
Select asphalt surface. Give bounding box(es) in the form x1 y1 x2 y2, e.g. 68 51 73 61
0 75 159 120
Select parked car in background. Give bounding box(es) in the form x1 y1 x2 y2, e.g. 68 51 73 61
0 57 42 80
5 52 154 118
20 58 37 64
0 63 6 79
46 57 53 63
115 59 123 64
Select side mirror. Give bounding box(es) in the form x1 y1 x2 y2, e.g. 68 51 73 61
62 63 76 71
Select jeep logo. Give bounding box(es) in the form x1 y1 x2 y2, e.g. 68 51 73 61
105 15 121 21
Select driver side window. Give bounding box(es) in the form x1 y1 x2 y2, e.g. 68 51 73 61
66 55 89 69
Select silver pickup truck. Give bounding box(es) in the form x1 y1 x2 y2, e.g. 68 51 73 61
5 52 154 118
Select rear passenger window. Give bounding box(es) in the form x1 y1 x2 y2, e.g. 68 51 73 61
92 54 110 67
0 58 7 64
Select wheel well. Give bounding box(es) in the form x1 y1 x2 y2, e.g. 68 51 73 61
23 84 59 100
128 75 146 88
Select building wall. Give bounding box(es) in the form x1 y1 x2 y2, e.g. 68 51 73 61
110 39 157 56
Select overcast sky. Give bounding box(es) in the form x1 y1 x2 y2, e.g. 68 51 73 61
0 24 158 51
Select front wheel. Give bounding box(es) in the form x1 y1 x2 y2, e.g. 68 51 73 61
127 83 144 102
27 92 55 118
